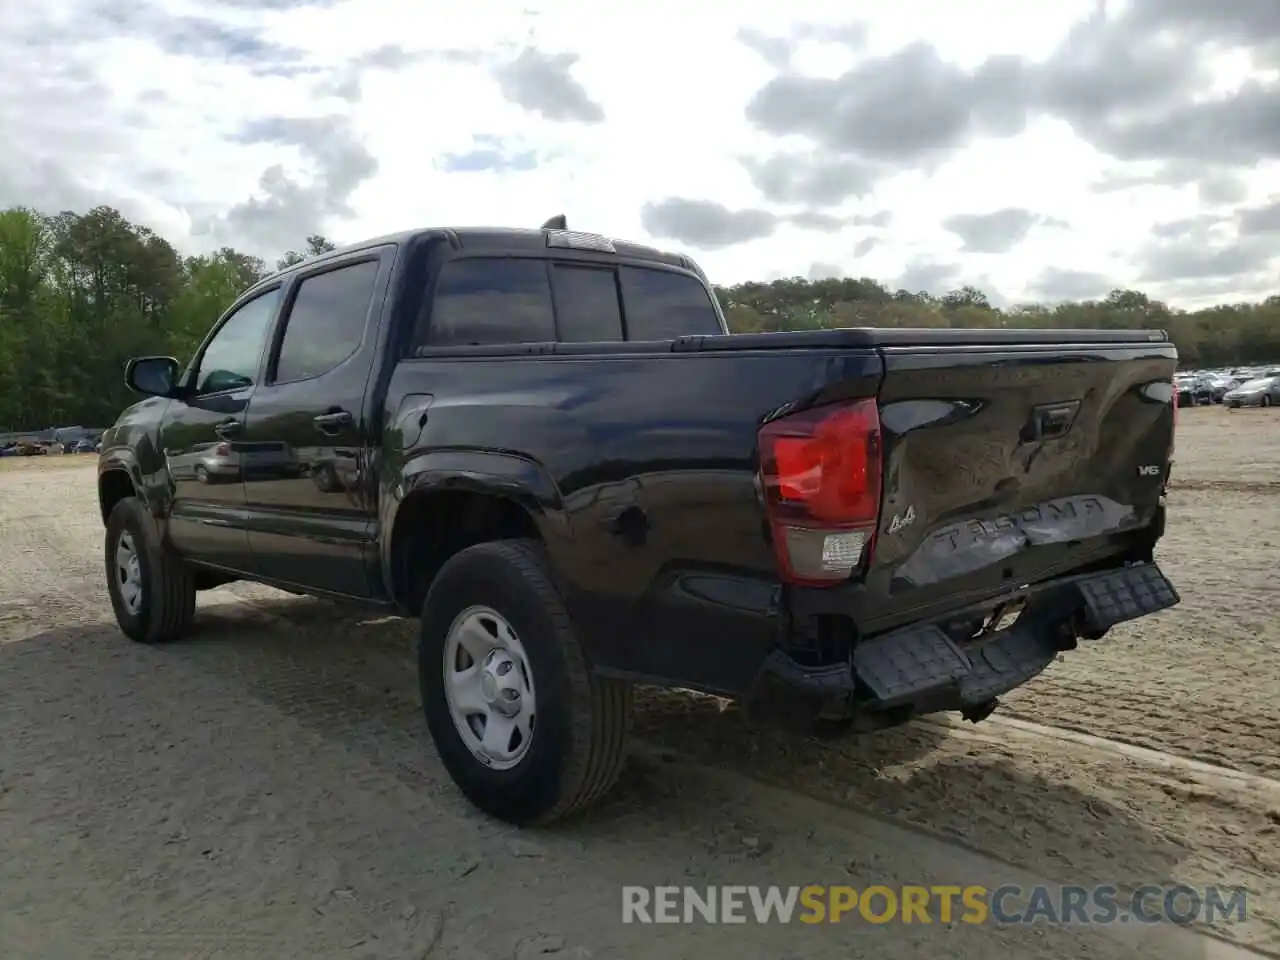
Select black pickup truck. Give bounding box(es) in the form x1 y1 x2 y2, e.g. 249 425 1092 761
98 222 1181 824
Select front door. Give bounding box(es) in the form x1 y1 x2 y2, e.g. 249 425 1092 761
239 254 387 596
161 286 283 571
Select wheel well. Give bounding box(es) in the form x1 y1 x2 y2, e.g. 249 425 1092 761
391 489 542 615
98 469 136 526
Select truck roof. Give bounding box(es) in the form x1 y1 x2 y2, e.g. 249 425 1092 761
252 226 699 293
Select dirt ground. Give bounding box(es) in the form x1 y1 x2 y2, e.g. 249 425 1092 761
0 408 1276 959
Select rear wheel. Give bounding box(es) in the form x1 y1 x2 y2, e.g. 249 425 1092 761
105 496 197 643
1263 396 1272 408
419 539 632 824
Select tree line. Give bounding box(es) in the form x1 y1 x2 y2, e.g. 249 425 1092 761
1 204 1276 431
719 280 1280 371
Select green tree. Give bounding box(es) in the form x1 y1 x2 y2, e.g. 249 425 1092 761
276 234 336 271
1 203 1277 432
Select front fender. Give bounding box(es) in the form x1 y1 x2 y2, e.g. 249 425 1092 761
98 395 174 515
97 447 151 519
97 433 175 533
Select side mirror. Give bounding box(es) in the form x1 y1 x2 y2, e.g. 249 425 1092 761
125 356 182 397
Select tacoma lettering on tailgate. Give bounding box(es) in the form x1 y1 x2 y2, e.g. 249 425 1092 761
894 495 1138 587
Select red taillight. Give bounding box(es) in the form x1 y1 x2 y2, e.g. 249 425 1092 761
758 398 883 586
215 442 229 456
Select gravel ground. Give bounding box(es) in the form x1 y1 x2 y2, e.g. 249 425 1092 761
0 407 1275 959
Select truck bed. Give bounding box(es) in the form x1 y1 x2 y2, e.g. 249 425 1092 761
393 326 1177 696
412 326 1171 359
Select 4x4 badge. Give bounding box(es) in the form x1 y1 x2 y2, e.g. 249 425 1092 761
887 506 916 534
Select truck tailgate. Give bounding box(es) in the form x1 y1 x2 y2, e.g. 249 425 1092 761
865 337 1176 627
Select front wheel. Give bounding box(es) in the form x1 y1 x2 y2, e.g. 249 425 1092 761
419 539 632 825
1263 396 1273 408
105 496 197 643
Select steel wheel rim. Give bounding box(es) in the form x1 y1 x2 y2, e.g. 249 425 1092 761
115 531 143 615
442 605 536 770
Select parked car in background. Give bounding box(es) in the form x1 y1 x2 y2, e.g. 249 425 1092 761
1224 376 1280 408
1205 375 1240 403
164 441 242 484
1174 375 1195 407
52 426 90 448
1175 374 1215 405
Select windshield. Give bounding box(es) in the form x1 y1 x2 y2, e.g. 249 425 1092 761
1237 378 1273 390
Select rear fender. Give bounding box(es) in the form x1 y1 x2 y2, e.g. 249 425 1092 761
380 449 571 592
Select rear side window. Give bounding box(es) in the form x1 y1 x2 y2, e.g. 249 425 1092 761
619 267 722 339
551 265 623 342
427 259 555 346
275 260 379 383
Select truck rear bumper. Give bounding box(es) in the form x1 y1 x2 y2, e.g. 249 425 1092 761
762 562 1179 714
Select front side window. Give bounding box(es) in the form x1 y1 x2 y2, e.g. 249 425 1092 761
426 259 555 346
275 260 379 382
195 288 281 394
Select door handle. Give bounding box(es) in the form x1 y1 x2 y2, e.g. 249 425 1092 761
214 419 243 439
313 409 353 435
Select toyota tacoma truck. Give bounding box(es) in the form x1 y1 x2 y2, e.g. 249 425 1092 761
97 222 1181 825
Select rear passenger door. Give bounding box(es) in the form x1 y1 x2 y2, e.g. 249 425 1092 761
239 252 391 597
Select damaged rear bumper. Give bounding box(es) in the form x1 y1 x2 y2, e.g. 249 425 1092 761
762 562 1180 713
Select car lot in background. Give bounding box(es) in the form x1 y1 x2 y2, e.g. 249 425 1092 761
0 427 106 455
1224 375 1280 408
1176 365 1280 405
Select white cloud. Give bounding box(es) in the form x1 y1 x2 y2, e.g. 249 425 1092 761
2 0 1279 305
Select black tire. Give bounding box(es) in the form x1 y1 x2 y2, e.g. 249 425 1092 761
419 538 632 825
1263 396 1272 408
313 464 338 493
105 496 197 644
195 464 209 484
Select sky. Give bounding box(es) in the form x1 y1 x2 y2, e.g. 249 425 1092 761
3 0 1279 308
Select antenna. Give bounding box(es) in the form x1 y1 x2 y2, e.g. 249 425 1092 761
540 214 567 230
